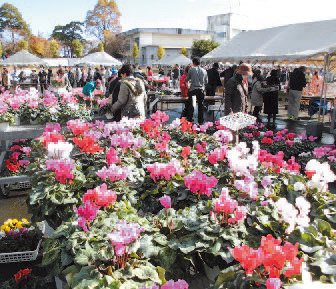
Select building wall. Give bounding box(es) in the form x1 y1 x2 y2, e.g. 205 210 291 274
125 31 210 65
207 13 246 44
142 47 191 65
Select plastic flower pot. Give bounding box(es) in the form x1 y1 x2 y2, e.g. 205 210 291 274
306 121 324 140
30 119 39 125
0 122 9 131
203 263 221 282
12 116 20 126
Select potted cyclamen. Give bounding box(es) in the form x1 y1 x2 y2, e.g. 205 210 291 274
0 101 14 130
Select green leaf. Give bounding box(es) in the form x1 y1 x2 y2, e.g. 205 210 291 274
42 248 60 266
157 266 167 285
75 253 89 266
316 219 332 237
215 271 236 286
133 265 161 283
61 250 73 267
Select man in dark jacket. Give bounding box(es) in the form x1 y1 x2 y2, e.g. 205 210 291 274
38 65 47 94
288 66 307 119
107 71 122 122
206 62 222 96
220 65 237 87
172 64 180 89
68 67 75 88
224 63 252 115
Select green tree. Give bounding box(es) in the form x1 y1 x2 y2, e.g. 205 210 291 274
18 39 28 51
180 47 188 57
52 21 84 57
132 42 139 63
191 39 219 58
0 3 31 44
98 42 104 52
50 39 59 58
72 39 83 58
157 45 165 60
85 0 121 41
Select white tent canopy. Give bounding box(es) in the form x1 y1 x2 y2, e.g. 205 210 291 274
154 54 192 66
44 58 71 67
75 52 122 66
202 19 336 63
0 50 48 66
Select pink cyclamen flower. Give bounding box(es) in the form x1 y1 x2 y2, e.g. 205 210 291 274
159 195 171 209
19 160 30 167
106 147 121 165
266 278 282 289
185 171 218 197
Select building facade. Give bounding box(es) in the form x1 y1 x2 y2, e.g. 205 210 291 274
120 28 211 65
207 13 247 44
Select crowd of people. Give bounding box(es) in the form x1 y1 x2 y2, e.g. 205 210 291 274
0 59 327 126
0 65 120 94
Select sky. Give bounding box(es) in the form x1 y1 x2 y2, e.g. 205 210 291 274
1 0 335 37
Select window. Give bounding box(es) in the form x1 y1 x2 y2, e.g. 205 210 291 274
151 55 154 60
217 32 227 39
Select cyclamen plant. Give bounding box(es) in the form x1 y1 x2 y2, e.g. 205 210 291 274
184 170 218 197
139 279 189 289
108 220 145 269
230 234 303 289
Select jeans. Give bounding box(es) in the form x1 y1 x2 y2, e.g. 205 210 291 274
183 89 205 124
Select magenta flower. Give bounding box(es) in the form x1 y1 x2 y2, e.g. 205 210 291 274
96 164 131 182
19 160 30 167
46 159 75 184
266 278 282 289
106 147 121 165
184 171 218 197
146 159 184 182
75 201 100 232
159 195 171 208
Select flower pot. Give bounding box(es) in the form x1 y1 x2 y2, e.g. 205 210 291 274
30 119 39 125
203 263 221 282
55 276 66 289
12 116 20 126
0 122 9 131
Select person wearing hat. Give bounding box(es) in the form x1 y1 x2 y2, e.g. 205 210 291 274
224 63 251 115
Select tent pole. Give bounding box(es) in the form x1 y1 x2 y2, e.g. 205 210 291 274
318 54 328 120
321 54 331 124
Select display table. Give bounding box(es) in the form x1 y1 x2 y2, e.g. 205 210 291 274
0 125 45 197
158 95 222 112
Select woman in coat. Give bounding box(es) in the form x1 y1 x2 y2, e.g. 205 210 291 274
110 64 147 120
251 70 270 122
180 65 190 97
264 69 280 128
